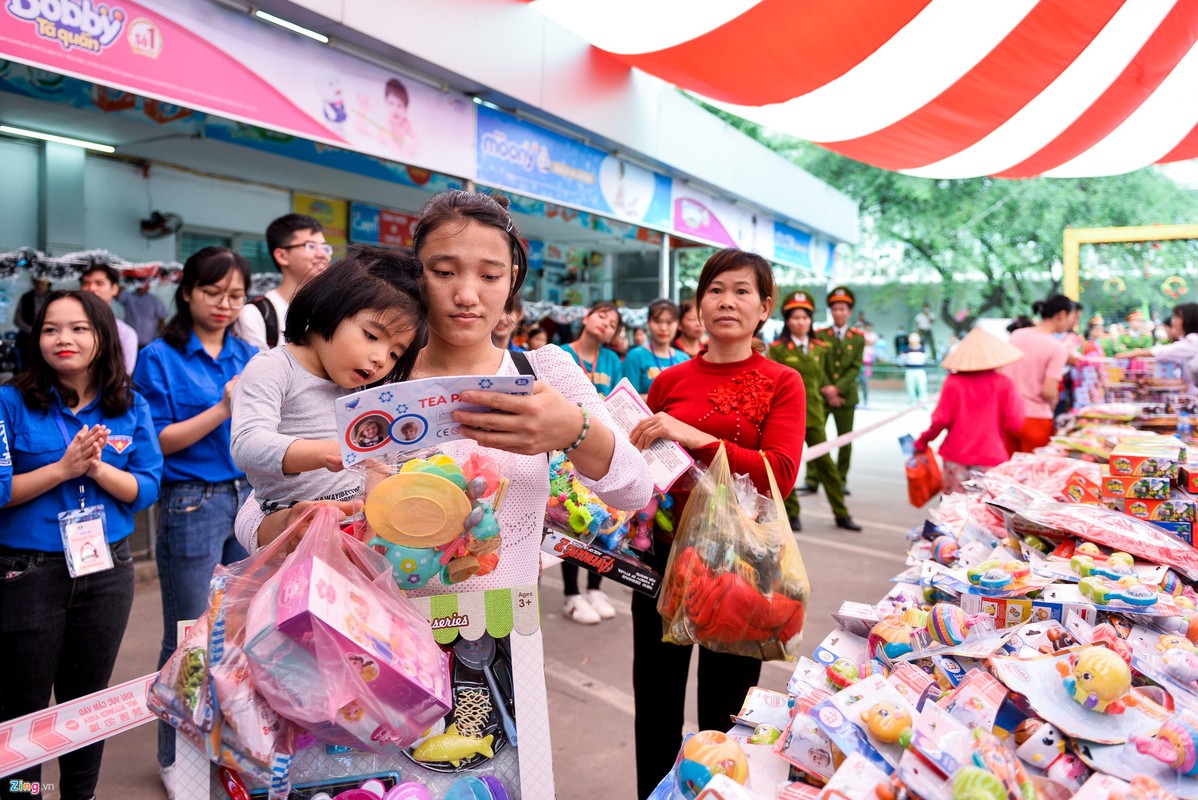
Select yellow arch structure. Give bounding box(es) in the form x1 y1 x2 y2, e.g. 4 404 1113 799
1063 223 1198 300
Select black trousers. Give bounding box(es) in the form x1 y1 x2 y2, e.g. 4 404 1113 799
560 562 602 595
630 547 762 799
0 540 135 800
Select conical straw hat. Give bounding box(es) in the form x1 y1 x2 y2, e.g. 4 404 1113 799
940 327 1024 372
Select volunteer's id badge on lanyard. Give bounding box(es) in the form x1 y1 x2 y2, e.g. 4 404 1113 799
53 413 113 578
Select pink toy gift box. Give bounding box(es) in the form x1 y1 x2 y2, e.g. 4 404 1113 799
275 555 452 732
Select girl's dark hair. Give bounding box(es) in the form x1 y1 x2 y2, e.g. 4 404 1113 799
1006 315 1034 333
285 245 428 383
1173 303 1198 337
586 301 623 335
648 298 680 322
164 247 252 349
694 249 777 336
1031 293 1074 320
679 299 697 320
13 290 133 416
413 190 528 313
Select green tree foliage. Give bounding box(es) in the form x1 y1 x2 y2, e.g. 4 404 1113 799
710 107 1198 328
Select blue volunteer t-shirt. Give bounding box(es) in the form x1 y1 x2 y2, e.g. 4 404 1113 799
0 386 162 551
621 345 689 394
561 344 624 397
133 332 256 483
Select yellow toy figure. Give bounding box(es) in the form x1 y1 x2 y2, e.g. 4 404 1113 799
1057 645 1133 714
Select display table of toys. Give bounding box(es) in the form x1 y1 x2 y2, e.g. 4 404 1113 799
647 432 1198 800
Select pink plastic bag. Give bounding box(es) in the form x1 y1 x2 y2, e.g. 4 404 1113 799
245 506 452 752
149 510 307 795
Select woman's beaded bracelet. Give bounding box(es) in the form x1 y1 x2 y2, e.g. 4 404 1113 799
563 403 591 453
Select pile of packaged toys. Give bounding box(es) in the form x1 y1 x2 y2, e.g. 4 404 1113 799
1073 357 1187 408
654 404 1198 800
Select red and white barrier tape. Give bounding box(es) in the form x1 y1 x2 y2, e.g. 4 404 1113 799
800 404 926 463
0 673 157 775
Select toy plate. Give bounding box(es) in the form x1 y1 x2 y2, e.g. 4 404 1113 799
403 635 514 773
365 473 471 548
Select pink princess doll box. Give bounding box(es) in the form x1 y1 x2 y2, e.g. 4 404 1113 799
275 555 453 718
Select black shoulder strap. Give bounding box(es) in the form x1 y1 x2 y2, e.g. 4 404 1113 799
510 349 536 378
250 295 279 348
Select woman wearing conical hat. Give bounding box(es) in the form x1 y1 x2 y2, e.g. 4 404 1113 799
913 327 1026 494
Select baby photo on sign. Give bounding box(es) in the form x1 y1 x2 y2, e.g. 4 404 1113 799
392 415 427 445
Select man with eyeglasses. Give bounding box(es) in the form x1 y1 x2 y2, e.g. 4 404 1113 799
233 213 331 351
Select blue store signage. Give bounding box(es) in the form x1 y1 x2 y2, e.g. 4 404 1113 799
475 106 671 229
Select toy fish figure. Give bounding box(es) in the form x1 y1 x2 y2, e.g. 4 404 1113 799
411 723 495 767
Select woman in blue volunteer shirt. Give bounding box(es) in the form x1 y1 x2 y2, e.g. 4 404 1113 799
559 301 625 624
622 298 689 397
0 290 162 800
132 247 256 780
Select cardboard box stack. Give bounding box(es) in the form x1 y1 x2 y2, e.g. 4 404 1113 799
1103 437 1194 544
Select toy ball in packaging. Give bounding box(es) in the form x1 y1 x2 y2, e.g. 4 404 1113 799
358 450 505 589
671 730 749 800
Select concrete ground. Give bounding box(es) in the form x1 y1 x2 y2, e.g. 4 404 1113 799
39 391 933 800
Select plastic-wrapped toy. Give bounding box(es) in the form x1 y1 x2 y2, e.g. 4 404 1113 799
925 604 989 647
411 724 495 767
364 452 503 588
825 658 859 689
546 451 629 545
967 559 1031 593
951 767 1006 800
1056 645 1132 714
1160 646 1198 683
1133 709 1198 776
1070 550 1135 580
1012 718 1090 790
1157 633 1196 654
859 701 912 745
964 729 1037 800
621 493 673 553
748 724 781 745
931 535 959 565
868 614 919 662
1078 575 1158 607
1089 623 1133 665
672 731 749 800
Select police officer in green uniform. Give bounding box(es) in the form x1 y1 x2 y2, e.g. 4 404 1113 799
768 291 861 532
1119 310 1155 351
804 286 865 494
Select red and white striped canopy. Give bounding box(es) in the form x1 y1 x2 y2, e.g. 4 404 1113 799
527 0 1198 179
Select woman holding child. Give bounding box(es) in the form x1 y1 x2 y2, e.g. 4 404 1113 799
234 191 651 597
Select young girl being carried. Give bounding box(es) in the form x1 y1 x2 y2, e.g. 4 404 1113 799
230 246 427 513
236 191 651 599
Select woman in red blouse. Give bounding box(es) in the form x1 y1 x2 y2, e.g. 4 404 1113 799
628 249 806 798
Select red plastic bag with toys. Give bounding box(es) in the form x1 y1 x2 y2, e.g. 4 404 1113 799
657 444 809 660
907 445 943 507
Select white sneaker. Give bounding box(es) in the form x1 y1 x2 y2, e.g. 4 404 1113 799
587 589 617 620
160 764 179 800
563 594 601 624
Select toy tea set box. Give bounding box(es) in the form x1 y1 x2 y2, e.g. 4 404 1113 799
169 376 557 800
